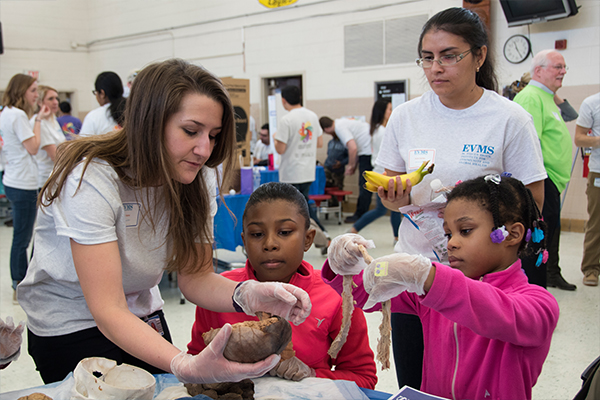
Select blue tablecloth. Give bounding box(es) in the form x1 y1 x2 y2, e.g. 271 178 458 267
214 166 325 251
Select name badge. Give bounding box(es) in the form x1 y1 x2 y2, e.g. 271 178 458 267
408 149 435 170
123 202 141 227
374 261 389 277
144 314 165 336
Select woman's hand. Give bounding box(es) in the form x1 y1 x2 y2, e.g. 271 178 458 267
363 253 433 309
378 170 412 211
37 104 52 120
327 233 375 276
171 324 279 383
233 281 311 326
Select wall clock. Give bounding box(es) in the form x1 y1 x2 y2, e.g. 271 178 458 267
503 34 531 64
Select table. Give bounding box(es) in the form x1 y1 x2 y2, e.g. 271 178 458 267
214 166 325 251
0 373 392 400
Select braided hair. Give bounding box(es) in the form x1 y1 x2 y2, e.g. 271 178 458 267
446 175 547 257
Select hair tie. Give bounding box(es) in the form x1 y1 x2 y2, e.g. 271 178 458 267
484 174 501 185
536 249 549 267
490 226 509 243
525 229 532 243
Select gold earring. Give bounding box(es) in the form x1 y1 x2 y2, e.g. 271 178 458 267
476 67 480 72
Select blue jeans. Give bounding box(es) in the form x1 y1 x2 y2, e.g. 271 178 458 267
4 185 38 289
353 195 401 237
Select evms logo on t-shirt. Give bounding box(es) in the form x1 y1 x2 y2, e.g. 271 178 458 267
298 121 314 143
459 144 495 168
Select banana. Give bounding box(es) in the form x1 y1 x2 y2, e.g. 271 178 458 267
363 160 434 193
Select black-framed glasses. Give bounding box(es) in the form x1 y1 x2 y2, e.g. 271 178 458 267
416 49 473 68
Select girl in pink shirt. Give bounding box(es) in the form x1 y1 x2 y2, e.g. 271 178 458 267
323 175 559 399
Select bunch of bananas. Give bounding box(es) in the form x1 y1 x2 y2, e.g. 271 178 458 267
363 160 434 193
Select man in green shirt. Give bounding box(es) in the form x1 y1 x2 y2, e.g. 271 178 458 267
514 49 576 291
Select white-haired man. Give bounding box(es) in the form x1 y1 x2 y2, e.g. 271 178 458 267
514 49 576 291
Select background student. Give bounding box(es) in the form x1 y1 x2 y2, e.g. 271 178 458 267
0 73 51 303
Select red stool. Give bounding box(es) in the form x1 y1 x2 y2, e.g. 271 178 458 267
308 194 332 220
327 190 353 224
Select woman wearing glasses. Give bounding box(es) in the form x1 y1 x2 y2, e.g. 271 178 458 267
80 71 126 137
367 7 547 390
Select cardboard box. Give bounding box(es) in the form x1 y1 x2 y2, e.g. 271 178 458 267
221 77 251 168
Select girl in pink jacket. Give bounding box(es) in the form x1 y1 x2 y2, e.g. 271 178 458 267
323 175 560 400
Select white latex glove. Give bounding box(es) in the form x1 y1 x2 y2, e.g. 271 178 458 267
0 317 24 364
363 253 432 309
233 281 311 326
269 356 315 381
327 233 376 276
170 323 280 384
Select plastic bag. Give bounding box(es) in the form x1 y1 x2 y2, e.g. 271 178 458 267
396 201 447 263
254 376 369 400
71 357 156 399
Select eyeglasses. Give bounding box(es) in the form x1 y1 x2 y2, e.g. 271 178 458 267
416 49 473 68
548 64 568 72
92 90 98 95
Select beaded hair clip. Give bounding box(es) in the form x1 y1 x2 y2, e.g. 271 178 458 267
485 174 507 244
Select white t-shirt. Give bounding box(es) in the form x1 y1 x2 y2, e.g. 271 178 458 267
30 115 66 188
334 119 372 156
378 89 547 261
80 103 119 137
0 106 38 190
253 140 270 162
18 160 218 336
276 107 323 184
371 125 385 174
576 92 600 173
378 89 547 206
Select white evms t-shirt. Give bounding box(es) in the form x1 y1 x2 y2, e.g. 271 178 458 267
80 103 120 137
30 115 66 188
577 92 600 174
276 107 323 184
0 106 38 190
334 119 372 157
377 89 547 206
18 160 218 336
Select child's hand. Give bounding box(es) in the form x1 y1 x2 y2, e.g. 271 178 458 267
327 233 376 276
170 323 280 383
363 253 432 309
233 281 312 326
269 356 315 381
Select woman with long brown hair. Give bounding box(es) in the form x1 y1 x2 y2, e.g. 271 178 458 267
0 74 51 302
17 59 311 384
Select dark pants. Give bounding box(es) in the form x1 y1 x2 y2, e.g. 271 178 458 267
4 185 38 289
292 182 326 233
391 313 423 389
521 177 562 287
352 155 373 219
28 310 172 384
